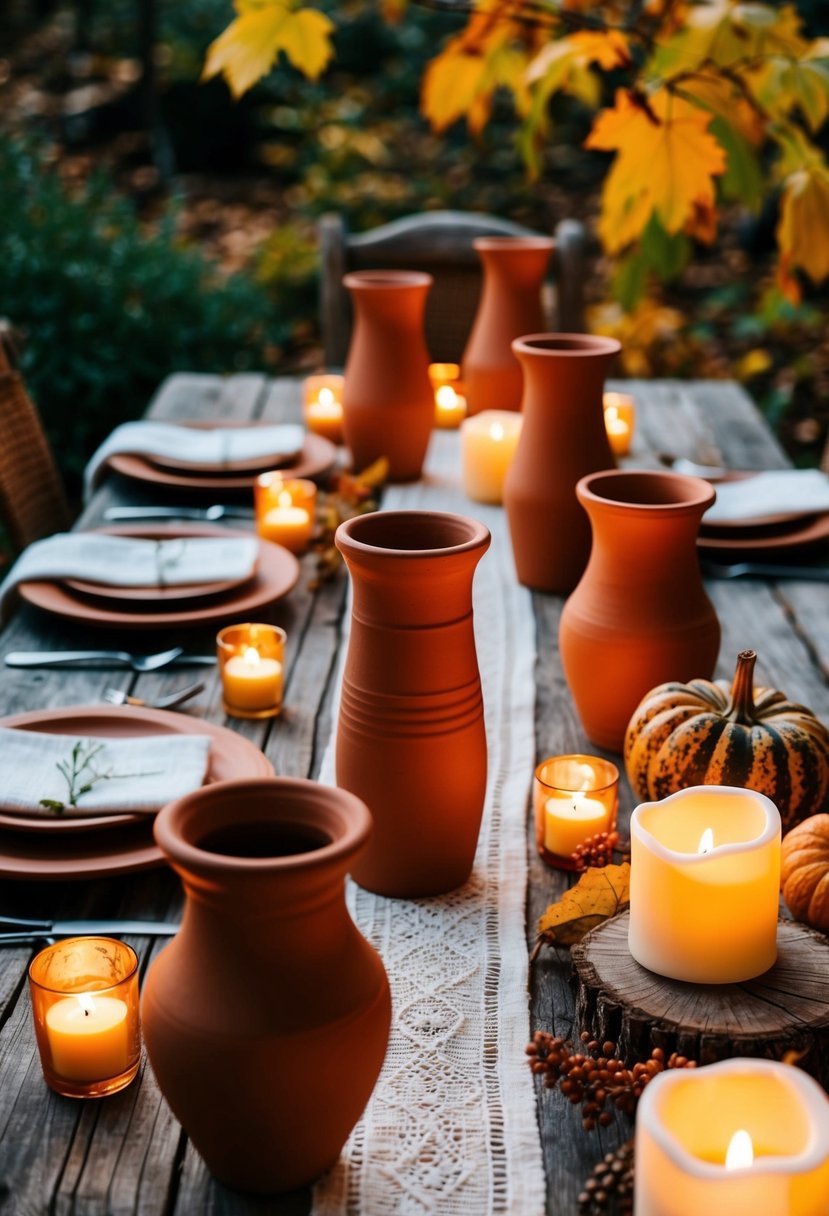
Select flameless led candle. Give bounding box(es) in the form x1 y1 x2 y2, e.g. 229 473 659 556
604 391 636 457
460 410 523 504
534 755 619 869
28 937 140 1098
217 622 286 719
434 384 467 429
629 785 781 983
303 374 344 445
635 1058 829 1216
255 473 316 553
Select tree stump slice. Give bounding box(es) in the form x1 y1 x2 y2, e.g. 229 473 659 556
571 913 829 1089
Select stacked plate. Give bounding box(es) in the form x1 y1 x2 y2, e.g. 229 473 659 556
697 474 829 559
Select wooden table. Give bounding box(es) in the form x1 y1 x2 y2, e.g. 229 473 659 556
0 375 825 1215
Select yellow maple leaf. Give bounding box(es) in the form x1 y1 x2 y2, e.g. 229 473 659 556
569 30 631 70
777 166 829 285
536 863 631 949
203 0 334 98
422 48 489 133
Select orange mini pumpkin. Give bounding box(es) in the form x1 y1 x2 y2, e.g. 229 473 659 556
781 815 829 933
624 649 829 833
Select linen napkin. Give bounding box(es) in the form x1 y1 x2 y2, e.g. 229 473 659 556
0 727 211 816
703 469 829 523
0 533 259 619
84 420 305 500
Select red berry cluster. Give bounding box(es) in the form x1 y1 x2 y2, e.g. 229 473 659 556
571 830 628 870
578 1139 635 1214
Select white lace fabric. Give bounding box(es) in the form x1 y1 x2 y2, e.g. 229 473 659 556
313 432 545 1216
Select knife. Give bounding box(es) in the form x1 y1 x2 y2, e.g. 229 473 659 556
5 652 216 669
104 506 255 522
0 916 180 944
700 560 829 582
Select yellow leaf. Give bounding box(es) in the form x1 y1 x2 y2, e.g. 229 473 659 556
203 0 334 98
422 47 488 132
777 166 829 284
536 863 631 948
736 348 773 379
569 30 631 70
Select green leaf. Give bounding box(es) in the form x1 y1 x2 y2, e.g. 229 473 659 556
613 249 648 311
710 117 764 210
640 215 690 281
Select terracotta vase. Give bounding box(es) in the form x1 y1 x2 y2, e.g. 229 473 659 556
462 236 554 415
141 778 391 1194
342 270 434 482
559 470 721 752
503 333 621 594
335 510 491 898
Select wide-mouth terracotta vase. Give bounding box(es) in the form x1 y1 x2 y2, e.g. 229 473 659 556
462 236 554 416
141 777 391 1194
503 333 620 595
342 269 434 482
335 509 491 898
559 469 721 752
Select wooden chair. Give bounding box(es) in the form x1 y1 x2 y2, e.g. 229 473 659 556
319 209 588 367
0 326 72 552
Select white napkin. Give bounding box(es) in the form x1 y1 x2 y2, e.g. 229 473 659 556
0 728 211 816
84 420 305 500
0 533 259 618
704 469 829 523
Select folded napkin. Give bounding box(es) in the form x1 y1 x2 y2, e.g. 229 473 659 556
704 469 829 523
0 533 259 619
84 420 305 500
0 728 211 816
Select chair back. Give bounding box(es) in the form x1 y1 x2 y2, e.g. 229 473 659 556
0 370 72 552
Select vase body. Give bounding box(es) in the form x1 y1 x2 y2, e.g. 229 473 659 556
503 334 621 594
141 778 391 1194
559 470 721 753
462 237 554 415
342 270 434 482
335 510 491 898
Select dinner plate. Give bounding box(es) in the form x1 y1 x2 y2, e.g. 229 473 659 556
701 471 822 531
0 705 274 876
697 511 829 556
63 568 251 605
17 524 299 630
146 420 303 475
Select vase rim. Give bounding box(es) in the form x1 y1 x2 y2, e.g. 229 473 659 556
343 270 433 290
473 235 555 252
335 509 490 559
154 777 372 875
512 333 622 357
577 468 716 513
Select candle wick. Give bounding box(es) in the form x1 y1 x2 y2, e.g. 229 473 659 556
83 1008 90 1017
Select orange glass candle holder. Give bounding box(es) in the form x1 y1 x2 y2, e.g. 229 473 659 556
28 937 140 1098
217 622 286 719
434 384 467 429
303 374 344 445
428 362 461 391
603 391 636 457
534 754 619 870
255 473 316 553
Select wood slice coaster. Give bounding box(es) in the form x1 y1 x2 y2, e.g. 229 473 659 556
571 912 829 1088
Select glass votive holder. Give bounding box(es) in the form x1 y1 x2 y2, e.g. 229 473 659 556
28 937 141 1099
303 374 344 445
533 754 620 870
460 410 523 504
434 383 468 429
428 362 461 391
254 473 317 553
217 622 286 719
603 391 636 457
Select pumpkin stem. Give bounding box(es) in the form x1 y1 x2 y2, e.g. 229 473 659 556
726 650 758 723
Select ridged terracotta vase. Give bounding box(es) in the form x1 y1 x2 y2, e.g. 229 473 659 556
335 510 491 898
503 334 621 594
342 270 434 482
462 236 554 415
559 470 721 752
141 778 391 1194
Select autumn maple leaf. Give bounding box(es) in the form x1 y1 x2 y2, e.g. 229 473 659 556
203 0 334 98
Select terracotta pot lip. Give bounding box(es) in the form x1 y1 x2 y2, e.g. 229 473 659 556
343 270 433 290
473 235 555 252
335 509 490 559
577 468 716 513
154 777 372 874
512 333 622 358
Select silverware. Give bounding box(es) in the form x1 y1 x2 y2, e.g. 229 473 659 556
0 915 180 945
701 560 829 582
5 649 216 672
104 505 254 522
103 681 205 710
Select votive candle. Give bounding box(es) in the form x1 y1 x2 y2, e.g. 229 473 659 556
255 473 316 553
217 622 286 719
460 410 523 504
534 754 619 868
304 374 344 445
604 391 636 457
434 384 467 429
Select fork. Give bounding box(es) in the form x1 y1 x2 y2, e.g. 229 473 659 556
104 681 205 710
5 647 215 672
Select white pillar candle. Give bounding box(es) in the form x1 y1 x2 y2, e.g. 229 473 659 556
629 785 781 983
635 1058 829 1216
460 410 523 504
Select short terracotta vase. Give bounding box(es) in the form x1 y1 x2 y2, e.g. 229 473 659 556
559 470 721 752
342 270 434 482
503 333 621 594
462 236 554 415
335 510 491 898
141 778 391 1195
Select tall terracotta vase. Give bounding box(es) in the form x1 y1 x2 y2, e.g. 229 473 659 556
335 509 491 898
141 778 391 1194
559 470 721 752
503 333 621 594
342 270 434 482
462 236 554 415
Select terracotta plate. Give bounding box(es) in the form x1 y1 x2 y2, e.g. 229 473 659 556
17 524 299 630
701 471 823 531
63 569 251 605
108 432 336 491
697 512 829 556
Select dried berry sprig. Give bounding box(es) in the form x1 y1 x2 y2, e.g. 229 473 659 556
526 1030 696 1130
571 830 630 871
578 1138 635 1215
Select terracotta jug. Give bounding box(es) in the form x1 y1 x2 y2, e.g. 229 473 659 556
503 333 621 594
462 236 554 415
335 509 491 898
559 469 721 752
342 270 434 482
141 777 391 1194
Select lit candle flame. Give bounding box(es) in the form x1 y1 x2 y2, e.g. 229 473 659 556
77 993 96 1017
698 827 714 854
318 386 335 407
277 489 293 509
242 646 261 669
605 404 619 424
725 1129 754 1170
490 422 505 442
436 385 457 410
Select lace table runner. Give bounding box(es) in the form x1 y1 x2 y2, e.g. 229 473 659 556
312 431 546 1216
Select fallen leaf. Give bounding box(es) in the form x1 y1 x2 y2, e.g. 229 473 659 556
536 863 631 949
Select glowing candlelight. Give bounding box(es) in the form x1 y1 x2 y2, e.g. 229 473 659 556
534 755 619 869
434 384 467 429
603 391 635 456
304 375 345 444
217 623 286 719
460 410 523 504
